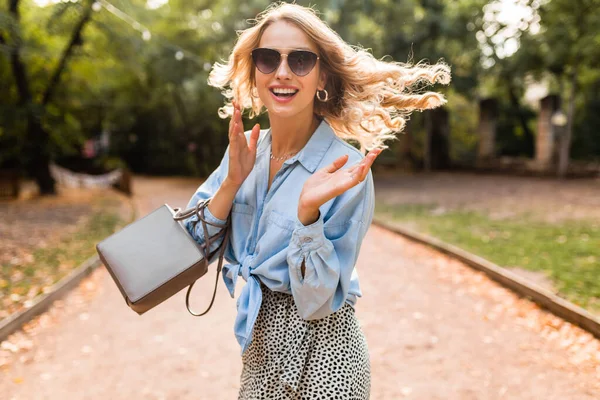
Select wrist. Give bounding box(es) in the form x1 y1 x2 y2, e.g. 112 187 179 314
222 177 242 192
298 205 320 226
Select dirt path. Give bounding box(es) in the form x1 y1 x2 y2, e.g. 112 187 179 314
1 176 599 399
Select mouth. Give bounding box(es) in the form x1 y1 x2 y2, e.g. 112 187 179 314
269 88 299 100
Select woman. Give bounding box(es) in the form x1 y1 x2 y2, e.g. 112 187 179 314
184 3 450 398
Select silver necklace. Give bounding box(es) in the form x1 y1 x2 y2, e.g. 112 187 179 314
270 150 299 162
269 117 319 162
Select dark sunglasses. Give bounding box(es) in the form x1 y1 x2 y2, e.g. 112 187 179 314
251 48 320 77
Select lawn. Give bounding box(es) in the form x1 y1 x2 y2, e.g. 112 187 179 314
375 201 600 314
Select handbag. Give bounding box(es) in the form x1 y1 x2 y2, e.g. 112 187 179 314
95 197 231 316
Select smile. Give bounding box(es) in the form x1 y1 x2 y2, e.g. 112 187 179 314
269 88 299 103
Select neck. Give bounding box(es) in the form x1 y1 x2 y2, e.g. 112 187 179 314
268 106 320 157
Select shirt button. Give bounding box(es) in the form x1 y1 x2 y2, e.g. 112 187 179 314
302 237 312 243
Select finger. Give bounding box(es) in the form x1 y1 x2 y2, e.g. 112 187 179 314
230 111 241 139
346 163 361 174
356 149 382 181
350 163 365 182
248 123 261 152
237 120 248 147
232 106 241 133
325 154 349 173
237 109 246 135
229 104 239 136
346 150 376 174
230 121 238 143
237 104 244 125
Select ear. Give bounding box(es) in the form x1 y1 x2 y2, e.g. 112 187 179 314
318 69 327 90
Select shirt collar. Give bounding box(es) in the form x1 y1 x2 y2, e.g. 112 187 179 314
257 118 336 173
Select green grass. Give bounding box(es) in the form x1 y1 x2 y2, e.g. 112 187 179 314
375 202 600 313
1 197 132 315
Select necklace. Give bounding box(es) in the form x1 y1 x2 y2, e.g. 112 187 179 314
270 150 299 162
269 117 320 162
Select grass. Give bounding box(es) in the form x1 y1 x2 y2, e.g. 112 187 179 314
0 196 132 316
375 202 600 313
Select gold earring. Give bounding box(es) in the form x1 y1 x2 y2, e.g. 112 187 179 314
316 89 329 102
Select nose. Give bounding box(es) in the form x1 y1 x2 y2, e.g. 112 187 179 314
275 54 293 80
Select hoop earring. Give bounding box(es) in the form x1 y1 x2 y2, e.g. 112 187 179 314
316 89 329 102
251 87 258 97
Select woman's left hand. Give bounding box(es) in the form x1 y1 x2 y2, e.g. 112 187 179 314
297 148 382 225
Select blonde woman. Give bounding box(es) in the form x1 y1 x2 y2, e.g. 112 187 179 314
184 2 450 398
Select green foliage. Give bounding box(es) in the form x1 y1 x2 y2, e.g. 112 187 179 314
446 90 479 163
1 0 599 176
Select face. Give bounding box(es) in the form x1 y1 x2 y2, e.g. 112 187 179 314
254 20 327 118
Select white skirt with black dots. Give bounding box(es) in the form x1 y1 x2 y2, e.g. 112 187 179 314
238 280 371 400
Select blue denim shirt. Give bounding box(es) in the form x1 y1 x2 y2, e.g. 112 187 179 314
184 118 374 356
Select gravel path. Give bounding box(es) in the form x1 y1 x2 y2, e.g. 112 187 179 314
1 176 599 399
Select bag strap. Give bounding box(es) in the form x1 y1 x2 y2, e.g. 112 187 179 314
173 198 232 316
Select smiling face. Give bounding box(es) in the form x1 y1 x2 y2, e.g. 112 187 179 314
254 20 327 119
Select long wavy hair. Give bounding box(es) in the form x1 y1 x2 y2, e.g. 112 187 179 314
208 2 451 152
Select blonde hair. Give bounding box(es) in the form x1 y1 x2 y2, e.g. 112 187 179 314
208 2 451 152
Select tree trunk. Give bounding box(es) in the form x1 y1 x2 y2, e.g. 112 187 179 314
7 0 95 194
425 108 450 170
25 119 56 194
7 0 57 194
557 71 578 179
507 82 535 154
42 0 94 105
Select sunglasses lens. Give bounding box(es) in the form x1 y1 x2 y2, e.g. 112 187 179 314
252 48 280 74
288 51 318 76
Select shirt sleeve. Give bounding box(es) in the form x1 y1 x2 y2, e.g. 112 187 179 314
184 145 231 265
285 169 375 320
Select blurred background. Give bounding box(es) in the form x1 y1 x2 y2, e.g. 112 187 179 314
2 0 599 188
1 0 599 314
1 1 600 396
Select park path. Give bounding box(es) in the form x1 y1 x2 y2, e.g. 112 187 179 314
1 176 599 399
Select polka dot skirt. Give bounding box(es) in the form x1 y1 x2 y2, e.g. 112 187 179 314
238 281 371 399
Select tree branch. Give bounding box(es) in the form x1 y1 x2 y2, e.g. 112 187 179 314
7 0 31 106
42 0 94 105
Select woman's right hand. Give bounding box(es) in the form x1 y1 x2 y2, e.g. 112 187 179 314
226 99 261 186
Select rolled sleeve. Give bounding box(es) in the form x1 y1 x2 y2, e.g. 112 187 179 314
286 170 375 320
184 198 228 249
195 202 229 237
290 210 326 252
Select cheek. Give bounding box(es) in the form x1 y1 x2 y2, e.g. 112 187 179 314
299 78 318 100
255 73 267 92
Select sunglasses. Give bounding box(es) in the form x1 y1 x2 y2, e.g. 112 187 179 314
251 47 320 77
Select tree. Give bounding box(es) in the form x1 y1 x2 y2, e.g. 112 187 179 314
1 0 95 194
515 0 600 177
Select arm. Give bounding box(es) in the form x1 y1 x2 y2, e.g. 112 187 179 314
285 170 375 320
185 99 261 264
184 146 241 264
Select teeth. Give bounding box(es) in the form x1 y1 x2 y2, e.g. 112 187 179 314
271 88 298 95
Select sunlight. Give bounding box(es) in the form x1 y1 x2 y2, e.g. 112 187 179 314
146 0 168 9
33 0 67 6
34 0 169 9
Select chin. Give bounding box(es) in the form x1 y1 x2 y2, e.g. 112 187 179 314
265 99 313 119
267 107 300 118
